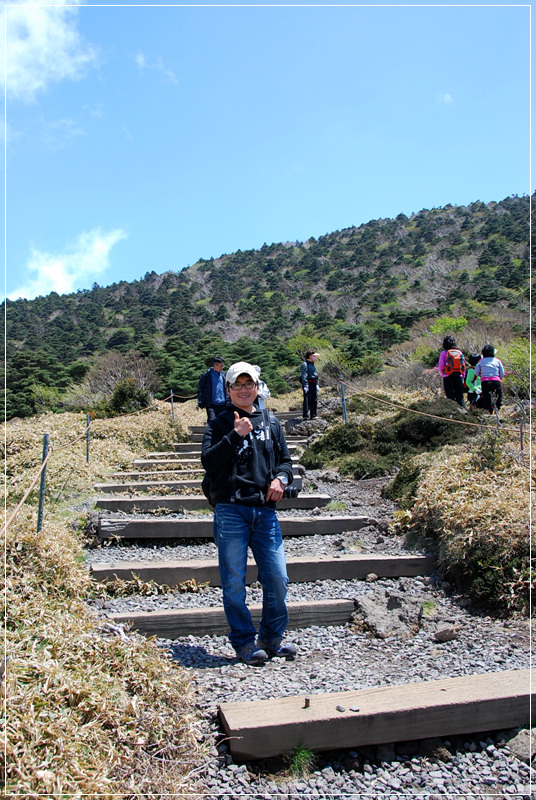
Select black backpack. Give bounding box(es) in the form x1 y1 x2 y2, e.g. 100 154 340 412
202 409 275 507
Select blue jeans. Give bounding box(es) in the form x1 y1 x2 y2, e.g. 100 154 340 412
213 503 289 651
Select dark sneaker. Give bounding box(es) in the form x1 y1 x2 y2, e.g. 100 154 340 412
236 643 268 666
257 637 297 659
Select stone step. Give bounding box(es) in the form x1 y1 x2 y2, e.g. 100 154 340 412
219 669 533 760
97 514 374 539
94 475 304 495
91 553 435 586
108 598 355 638
95 493 332 513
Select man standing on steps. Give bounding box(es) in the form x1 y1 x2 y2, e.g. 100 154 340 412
300 349 320 420
201 361 297 666
197 356 228 422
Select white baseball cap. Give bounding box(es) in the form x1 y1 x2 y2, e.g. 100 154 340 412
226 361 259 386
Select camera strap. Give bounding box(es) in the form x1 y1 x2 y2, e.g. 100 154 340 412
262 408 273 455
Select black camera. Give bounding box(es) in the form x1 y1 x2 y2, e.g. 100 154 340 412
283 485 300 499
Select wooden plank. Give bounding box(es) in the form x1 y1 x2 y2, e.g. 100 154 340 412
134 455 300 467
189 433 307 444
135 458 204 466
94 478 206 493
108 598 355 637
91 553 435 585
97 514 374 539
95 476 304 494
148 444 300 457
187 421 306 433
110 469 204 479
110 464 301 480
95 493 332 513
219 669 534 760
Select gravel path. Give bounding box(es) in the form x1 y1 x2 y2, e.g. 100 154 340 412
87 470 534 798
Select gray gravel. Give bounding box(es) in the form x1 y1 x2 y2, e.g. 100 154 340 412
87 472 534 798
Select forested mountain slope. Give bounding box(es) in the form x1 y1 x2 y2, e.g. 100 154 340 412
5 194 530 418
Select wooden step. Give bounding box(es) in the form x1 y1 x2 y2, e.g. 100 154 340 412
147 445 301 459
110 469 205 479
187 416 304 432
95 493 332 513
272 410 303 420
97 514 375 539
219 669 533 760
137 457 205 466
91 553 435 585
108 598 355 637
110 465 303 481
131 458 301 469
95 478 208 494
189 433 308 444
95 475 304 495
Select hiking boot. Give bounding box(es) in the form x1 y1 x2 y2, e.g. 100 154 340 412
257 637 297 659
236 643 268 666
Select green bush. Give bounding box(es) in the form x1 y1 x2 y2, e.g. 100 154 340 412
301 397 473 478
109 378 151 414
500 337 532 398
340 452 391 479
429 316 468 335
443 536 530 614
374 398 470 453
356 352 384 375
383 459 422 508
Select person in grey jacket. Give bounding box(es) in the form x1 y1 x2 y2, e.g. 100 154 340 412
474 344 505 413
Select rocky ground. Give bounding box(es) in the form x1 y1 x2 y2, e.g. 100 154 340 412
86 469 534 799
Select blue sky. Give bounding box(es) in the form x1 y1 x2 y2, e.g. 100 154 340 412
4 1 531 301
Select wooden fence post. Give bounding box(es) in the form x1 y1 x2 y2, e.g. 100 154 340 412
86 414 90 463
36 434 50 532
339 374 348 423
170 389 175 421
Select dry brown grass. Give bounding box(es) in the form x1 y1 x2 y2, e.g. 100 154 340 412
3 401 209 797
396 435 532 614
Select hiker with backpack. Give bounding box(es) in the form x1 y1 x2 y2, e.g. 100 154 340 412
436 335 466 407
197 356 229 422
474 343 505 413
201 361 296 666
465 353 482 407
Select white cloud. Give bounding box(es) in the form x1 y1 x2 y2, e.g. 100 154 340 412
438 93 454 105
1 0 97 103
42 115 85 149
135 49 178 85
9 228 128 300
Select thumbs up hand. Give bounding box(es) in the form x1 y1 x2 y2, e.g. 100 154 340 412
234 411 253 437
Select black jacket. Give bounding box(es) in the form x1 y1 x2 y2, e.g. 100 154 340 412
197 368 228 409
201 407 293 507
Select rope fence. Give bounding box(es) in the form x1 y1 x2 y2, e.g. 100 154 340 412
3 382 532 537
2 393 179 537
337 378 526 436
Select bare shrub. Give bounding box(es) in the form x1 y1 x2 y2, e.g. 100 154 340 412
63 351 161 413
86 351 161 394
